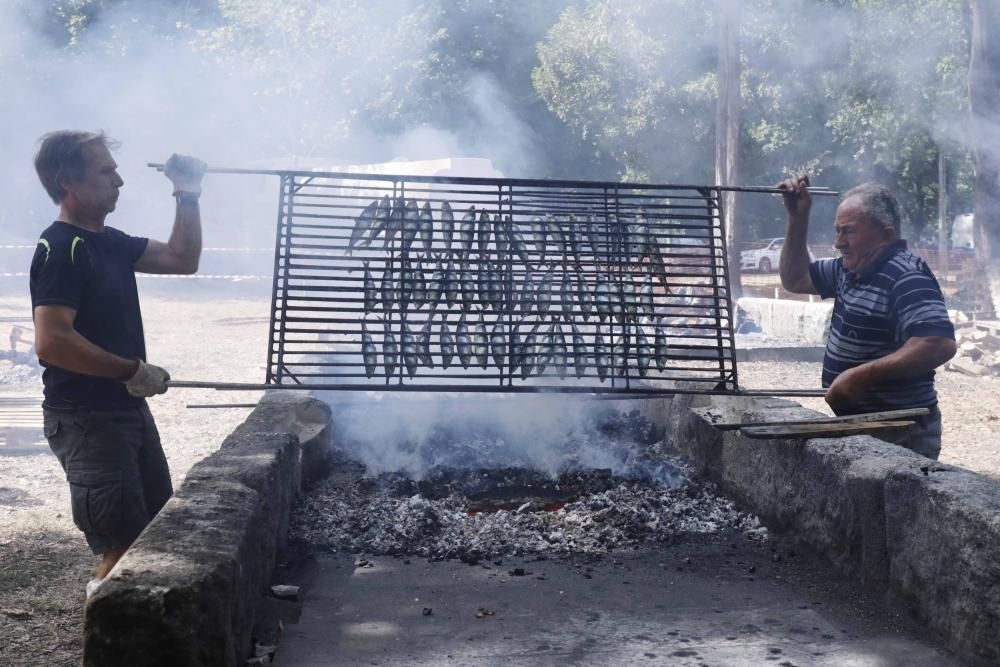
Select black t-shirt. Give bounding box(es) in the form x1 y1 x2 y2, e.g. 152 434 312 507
29 221 149 410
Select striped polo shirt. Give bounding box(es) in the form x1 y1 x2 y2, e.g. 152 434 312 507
809 240 954 415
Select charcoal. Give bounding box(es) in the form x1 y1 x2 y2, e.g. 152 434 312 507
290 459 760 563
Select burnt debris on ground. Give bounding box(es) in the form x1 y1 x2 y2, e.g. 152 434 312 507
290 406 763 563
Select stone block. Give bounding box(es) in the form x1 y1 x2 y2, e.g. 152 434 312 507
225 392 333 490
885 464 1000 665
83 393 331 667
84 480 265 667
187 432 299 582
736 297 833 344
665 393 1000 666
948 357 988 376
697 420 920 582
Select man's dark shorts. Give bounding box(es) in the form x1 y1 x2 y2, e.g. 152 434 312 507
877 405 943 460
42 402 172 555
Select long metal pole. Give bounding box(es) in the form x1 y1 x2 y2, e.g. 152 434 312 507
146 163 838 197
166 379 825 397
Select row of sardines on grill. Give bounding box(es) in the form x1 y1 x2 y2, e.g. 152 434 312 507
348 197 676 273
360 316 671 382
362 258 664 321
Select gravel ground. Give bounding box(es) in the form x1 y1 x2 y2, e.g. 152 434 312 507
0 288 269 667
1 288 998 665
736 360 1000 479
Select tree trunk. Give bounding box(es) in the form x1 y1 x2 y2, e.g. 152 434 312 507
968 0 1000 260
938 149 949 272
716 0 742 298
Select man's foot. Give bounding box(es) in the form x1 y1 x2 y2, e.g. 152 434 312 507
85 578 103 600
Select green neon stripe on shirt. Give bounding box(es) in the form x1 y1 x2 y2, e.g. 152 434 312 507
37 238 51 263
71 236 85 265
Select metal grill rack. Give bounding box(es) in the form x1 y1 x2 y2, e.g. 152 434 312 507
260 170 739 395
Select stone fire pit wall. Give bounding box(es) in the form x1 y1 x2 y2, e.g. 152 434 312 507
82 393 332 667
80 389 999 666
653 392 1000 667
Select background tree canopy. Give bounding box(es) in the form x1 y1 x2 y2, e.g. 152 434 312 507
1 0 979 246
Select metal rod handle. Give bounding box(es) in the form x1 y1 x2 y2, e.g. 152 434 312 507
167 379 825 397
146 163 838 196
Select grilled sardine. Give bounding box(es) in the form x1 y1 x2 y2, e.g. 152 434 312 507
456 314 473 369
402 321 419 378
419 201 434 255
348 200 377 255
440 317 455 369
363 260 377 314
440 201 455 254
362 321 378 378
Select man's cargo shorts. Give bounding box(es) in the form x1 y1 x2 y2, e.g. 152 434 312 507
42 402 173 555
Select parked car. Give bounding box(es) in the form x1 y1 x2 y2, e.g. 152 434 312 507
740 237 814 273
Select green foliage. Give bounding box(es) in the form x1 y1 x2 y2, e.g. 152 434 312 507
822 0 971 242
533 0 974 241
533 1 717 183
25 0 979 241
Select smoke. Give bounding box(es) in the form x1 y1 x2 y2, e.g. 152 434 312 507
0 1 544 248
533 0 974 241
322 392 680 485
388 75 538 176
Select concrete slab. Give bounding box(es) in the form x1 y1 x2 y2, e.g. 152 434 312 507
273 540 960 666
737 297 832 344
734 345 827 362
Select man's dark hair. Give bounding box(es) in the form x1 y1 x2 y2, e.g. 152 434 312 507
843 182 902 235
34 130 120 204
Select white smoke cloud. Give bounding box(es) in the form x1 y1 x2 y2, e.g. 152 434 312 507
0 2 543 250
323 392 679 485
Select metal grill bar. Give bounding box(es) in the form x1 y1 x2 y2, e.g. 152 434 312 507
255 170 740 394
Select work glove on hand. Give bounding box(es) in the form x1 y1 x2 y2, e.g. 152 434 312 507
164 153 207 195
124 360 171 397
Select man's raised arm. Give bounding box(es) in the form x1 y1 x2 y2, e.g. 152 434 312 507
135 153 206 275
778 174 819 295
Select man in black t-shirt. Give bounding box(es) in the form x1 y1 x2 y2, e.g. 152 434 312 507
29 130 206 600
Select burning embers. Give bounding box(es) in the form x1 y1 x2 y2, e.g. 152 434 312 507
291 400 763 562
290 463 761 563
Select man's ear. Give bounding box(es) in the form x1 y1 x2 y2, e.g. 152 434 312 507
56 171 76 199
882 224 897 242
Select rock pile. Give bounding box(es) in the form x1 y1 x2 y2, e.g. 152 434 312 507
946 321 1000 377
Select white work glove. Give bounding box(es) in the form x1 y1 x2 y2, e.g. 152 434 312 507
124 360 171 397
164 153 207 195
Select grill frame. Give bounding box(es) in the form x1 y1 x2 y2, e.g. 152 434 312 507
261 169 741 394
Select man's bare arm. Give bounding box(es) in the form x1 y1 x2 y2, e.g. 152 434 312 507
778 175 819 295
134 199 201 274
34 305 138 380
825 336 957 410
135 154 205 275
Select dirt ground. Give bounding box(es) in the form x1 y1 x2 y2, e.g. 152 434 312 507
1 287 998 666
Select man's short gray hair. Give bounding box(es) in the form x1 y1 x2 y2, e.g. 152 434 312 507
842 182 902 234
34 130 120 204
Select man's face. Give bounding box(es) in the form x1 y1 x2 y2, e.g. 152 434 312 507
62 142 124 216
833 197 895 273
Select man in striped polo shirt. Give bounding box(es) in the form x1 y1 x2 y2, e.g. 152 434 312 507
777 176 957 459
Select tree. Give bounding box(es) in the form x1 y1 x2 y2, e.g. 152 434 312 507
821 0 970 244
533 0 718 184
968 0 1000 259
716 0 742 295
